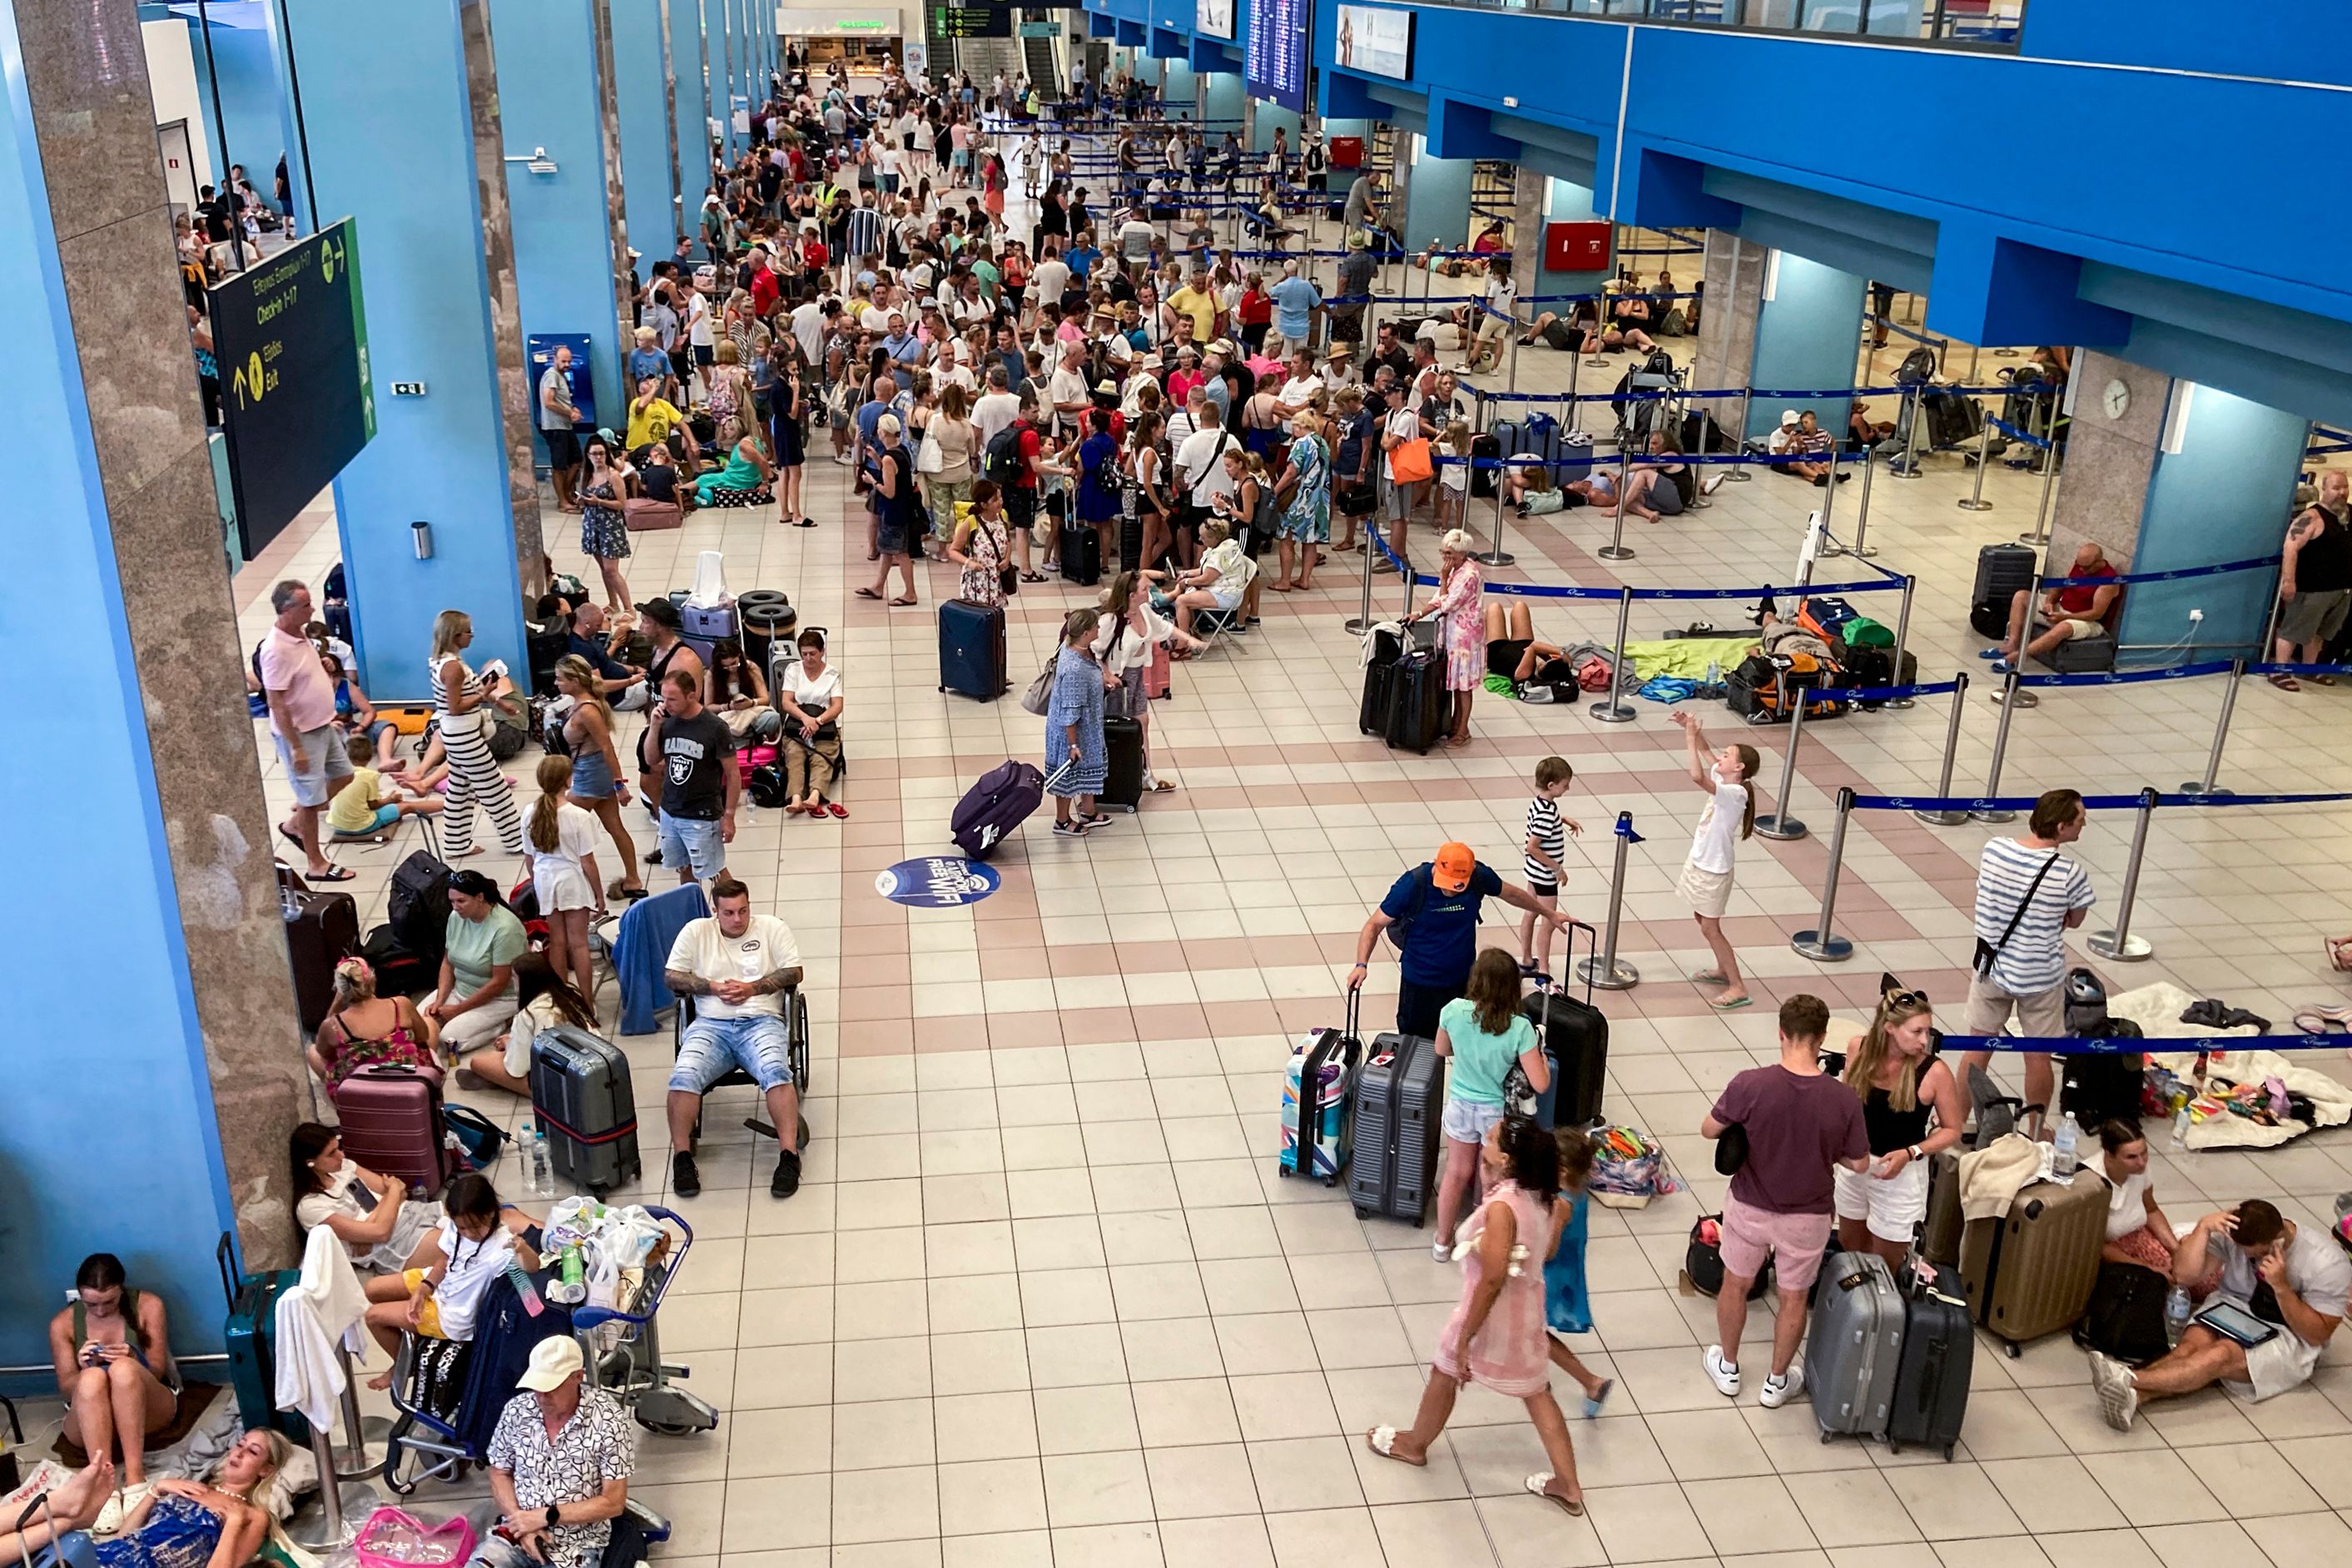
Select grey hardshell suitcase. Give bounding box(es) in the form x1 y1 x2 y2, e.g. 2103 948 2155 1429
1346 1032 1444 1225
1807 1249 1906 1442
529 1024 643 1193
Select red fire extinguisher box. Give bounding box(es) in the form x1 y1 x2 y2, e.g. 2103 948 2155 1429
1327 136 1363 169
1544 221 1611 272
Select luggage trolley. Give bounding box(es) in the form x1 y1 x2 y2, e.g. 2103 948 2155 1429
573 1208 721 1437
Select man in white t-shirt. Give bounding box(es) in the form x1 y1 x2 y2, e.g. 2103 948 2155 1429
1048 340 1091 439
1030 249 1071 315
972 365 1021 446
663 876 806 1199
1175 386 1237 522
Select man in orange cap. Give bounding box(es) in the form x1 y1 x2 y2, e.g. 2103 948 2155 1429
1349 841 1573 1039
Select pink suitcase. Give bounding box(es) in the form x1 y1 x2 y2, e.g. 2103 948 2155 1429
332 1061 453 1195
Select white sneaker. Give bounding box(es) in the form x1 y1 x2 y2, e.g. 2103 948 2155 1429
1432 1239 1451 1263
1701 472 1726 496
1703 1345 1740 1398
1759 1364 1804 1409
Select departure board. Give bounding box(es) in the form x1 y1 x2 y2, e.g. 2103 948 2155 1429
930 3 1011 37
1245 0 1309 114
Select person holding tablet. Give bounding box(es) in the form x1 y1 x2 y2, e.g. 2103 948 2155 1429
2088 1198 2350 1430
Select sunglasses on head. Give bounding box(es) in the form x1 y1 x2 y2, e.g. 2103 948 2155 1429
1880 987 1928 1010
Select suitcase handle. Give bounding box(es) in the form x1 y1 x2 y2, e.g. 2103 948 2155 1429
216 1230 242 1312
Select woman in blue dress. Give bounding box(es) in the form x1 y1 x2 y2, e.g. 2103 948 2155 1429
0 1428 288 1568
1271 425 1330 594
1045 608 1109 837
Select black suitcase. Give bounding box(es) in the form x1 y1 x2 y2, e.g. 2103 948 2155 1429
1359 625 1408 735
2046 630 2116 673
2059 1028 2146 1129
282 880 360 1035
938 598 1005 701
1383 648 1447 753
360 925 434 999
387 850 454 966
1525 923 1606 1128
529 1024 642 1193
1099 716 1144 811
1468 432 1501 498
1923 390 1980 450
1886 1258 1972 1459
1346 1032 1445 1225
1059 521 1102 586
2073 1260 2171 1363
1969 543 2037 638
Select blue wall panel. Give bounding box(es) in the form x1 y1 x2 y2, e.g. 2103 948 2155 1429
615 0 679 265
675 0 712 254
186 21 287 207
1402 146 1472 252
2117 387 2305 658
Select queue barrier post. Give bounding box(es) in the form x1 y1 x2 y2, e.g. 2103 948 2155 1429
1791 787 1857 962
1848 447 1880 558
1958 414 1995 512
1346 526 1376 636
1885 576 1919 709
2022 412 2060 547
1889 385 1923 479
1575 811 1642 991
1725 390 1754 482
1913 671 1973 824
1566 354 1583 435
2179 657 2245 797
1971 671 2023 823
1754 689 1812 841
1590 587 1636 724
1598 447 1635 562
2086 786 2159 963
1398 534 1417 621
1478 461 1516 568
1815 446 1843 554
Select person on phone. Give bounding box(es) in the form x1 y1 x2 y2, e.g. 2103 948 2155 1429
474 1337 634 1568
428 610 526 858
2090 1198 2350 1428
49 1254 179 1499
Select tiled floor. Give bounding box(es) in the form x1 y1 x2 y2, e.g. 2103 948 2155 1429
194 199 2352 1566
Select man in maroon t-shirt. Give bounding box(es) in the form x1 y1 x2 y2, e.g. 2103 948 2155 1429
1700 994 1870 1410
1987 539 2121 672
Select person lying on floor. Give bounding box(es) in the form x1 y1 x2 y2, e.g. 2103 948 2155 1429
0 1431 290 1568
1484 601 1566 684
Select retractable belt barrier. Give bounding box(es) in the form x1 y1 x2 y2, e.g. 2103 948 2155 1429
1984 415 2052 451
1939 1034 2349 1054
2037 554 2278 588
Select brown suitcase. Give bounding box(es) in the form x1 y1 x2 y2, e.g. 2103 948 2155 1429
1920 1149 1962 1266
1959 1168 2105 1355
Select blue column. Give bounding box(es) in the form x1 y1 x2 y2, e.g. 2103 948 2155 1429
281 0 531 696
1201 70 1245 130
1163 59 1196 107
673 0 712 255
719 0 741 158
0 2 240 1356
1744 250 1866 441
490 0 628 423
1402 142 1473 252
1251 102 1299 154
617 0 678 270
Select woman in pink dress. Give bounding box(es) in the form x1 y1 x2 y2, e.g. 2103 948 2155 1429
1365 1115 1586 1516
1403 528 1486 747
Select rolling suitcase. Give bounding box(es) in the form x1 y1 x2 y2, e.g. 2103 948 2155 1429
332 1061 453 1195
1969 543 2037 638
2047 630 2116 673
1959 1168 2106 1354
1359 625 1407 735
1807 1249 1905 1441
1523 922 1606 1129
938 598 1006 701
1467 433 1501 499
1383 648 1448 754
1920 1149 1962 1265
529 1024 642 1194
282 877 360 1035
217 1233 310 1444
386 850 454 967
1098 717 1144 811
951 760 1045 859
1059 521 1101 586
1278 992 1362 1184
1345 1032 1445 1226
1143 639 1171 700
1886 1258 1972 1459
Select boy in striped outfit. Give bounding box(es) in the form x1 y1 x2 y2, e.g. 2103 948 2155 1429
1518 756 1582 985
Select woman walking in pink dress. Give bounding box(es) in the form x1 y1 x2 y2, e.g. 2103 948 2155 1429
1402 528 1486 747
1365 1114 1586 1515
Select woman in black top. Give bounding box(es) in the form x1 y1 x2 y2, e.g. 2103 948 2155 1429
772 351 814 529
1033 181 1067 258
1833 987 1965 1268
856 414 923 608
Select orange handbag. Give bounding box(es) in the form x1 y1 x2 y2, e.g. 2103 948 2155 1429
1387 437 1433 485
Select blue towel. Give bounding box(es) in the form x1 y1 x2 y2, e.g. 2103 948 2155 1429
615 882 711 1035
1638 675 1702 704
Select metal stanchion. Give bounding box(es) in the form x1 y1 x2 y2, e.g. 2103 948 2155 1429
1398 535 1417 619
1575 811 1642 990
1913 672 1973 824
1884 576 1918 709
1507 321 1521 397
1346 527 1376 635
2087 786 2159 962
286 1346 382 1549
1477 469 1515 567
1971 671 2024 822
2020 407 2059 546
1597 447 1635 562
1590 588 1636 723
1754 689 1811 841
1565 353 1584 437
2178 657 2245 797
1847 450 1879 558
1791 787 1858 961
1725 388 1754 482
1958 414 1995 511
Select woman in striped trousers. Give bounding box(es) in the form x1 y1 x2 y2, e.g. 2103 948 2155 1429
428 610 525 858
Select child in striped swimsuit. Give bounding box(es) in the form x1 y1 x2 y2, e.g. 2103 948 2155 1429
1518 756 1581 985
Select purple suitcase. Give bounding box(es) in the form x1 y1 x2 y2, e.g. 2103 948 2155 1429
332 1061 453 1194
951 760 1044 860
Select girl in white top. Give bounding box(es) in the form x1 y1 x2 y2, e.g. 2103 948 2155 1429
1668 710 1759 1010
1091 571 1195 793
524 754 605 1016
290 1123 439 1275
358 1174 530 1387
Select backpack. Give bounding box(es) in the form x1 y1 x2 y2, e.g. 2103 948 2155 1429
982 421 1027 484
1382 865 1432 953
1895 345 1938 385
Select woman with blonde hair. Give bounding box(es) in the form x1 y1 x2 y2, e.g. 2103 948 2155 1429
428 609 524 857
708 336 757 449
308 955 439 1085
926 381 979 542
553 655 642 900
0 1429 291 1568
524 753 605 1014
1835 984 1965 1266
1668 709 1759 1010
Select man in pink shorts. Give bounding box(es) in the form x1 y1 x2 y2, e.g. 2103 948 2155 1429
1699 995 1870 1408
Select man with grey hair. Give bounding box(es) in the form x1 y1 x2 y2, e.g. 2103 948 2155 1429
258 578 355 882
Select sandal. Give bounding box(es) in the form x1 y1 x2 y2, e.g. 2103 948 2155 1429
1523 1473 1583 1516
1710 995 1753 1011
855 587 884 600
1581 1378 1613 1419
1021 570 1049 583
2269 672 2301 692
1363 1427 1425 1467
1146 779 1175 792
309 865 355 883
888 597 917 607
1690 969 1729 986
827 802 849 819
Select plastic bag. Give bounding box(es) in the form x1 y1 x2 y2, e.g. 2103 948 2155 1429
353 1508 477 1568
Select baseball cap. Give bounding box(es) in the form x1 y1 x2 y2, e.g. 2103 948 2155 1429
1432 842 1476 894
635 597 683 629
516 1335 584 1392
1779 409 1799 428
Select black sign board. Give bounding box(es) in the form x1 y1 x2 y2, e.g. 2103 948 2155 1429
931 4 1012 37
211 219 376 558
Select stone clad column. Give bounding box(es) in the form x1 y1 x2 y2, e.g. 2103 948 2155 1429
12 0 310 1267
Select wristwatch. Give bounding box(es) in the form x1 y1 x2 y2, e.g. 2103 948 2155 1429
1908 1144 1923 1162
543 1505 561 1529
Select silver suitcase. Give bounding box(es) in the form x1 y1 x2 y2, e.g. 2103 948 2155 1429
1344 1032 1444 1226
1807 1249 1905 1441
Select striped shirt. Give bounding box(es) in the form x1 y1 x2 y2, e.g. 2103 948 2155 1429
1971 837 2095 995
1524 796 1567 888
846 205 886 262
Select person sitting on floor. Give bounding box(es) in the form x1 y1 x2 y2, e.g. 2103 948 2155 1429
323 733 444 843
48 1254 180 1504
0 1430 290 1568
2090 1198 2349 1429
290 1121 534 1275
1982 540 2120 673
459 952 600 1098
1484 601 1566 685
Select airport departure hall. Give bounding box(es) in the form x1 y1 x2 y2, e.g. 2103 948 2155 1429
14 1 2352 1564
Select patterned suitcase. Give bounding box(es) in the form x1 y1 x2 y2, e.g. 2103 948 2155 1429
331 1061 453 1195
1807 1249 1905 1441
1278 992 1362 1184
1959 1168 2106 1354
1345 1032 1445 1226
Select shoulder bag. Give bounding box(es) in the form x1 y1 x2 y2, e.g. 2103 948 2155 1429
1387 428 1433 485
1972 851 2062 980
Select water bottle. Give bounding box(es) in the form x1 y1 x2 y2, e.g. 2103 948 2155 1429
528 1127 553 1197
548 1244 588 1305
2165 1284 2192 1347
280 885 300 921
1704 659 1719 688
2051 1112 2080 1178
2170 1097 2191 1153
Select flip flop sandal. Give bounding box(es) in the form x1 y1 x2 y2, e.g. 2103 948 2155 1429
1690 970 1729 986
889 597 918 607
827 802 850 819
1523 1473 1583 1516
310 865 355 883
855 587 885 599
1582 1378 1613 1419
1362 1427 1425 1467
2294 1010 2345 1035
1710 995 1754 1011
277 822 303 850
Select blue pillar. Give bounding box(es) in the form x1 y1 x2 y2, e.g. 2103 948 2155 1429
1402 141 1474 252
1251 102 1299 155
490 0 628 424
1163 59 1196 107
1201 70 1245 130
673 0 712 256
1744 250 1866 442
281 0 532 697
617 0 677 271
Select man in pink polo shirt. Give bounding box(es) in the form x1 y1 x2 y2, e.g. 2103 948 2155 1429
259 578 355 882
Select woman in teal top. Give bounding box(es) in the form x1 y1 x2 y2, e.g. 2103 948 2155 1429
427 869 529 1067
1430 947 1550 1261
693 429 777 509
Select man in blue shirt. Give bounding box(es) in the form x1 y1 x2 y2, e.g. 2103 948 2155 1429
1268 260 1322 360
1348 841 1570 1039
1065 236 1100 283
880 310 925 392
